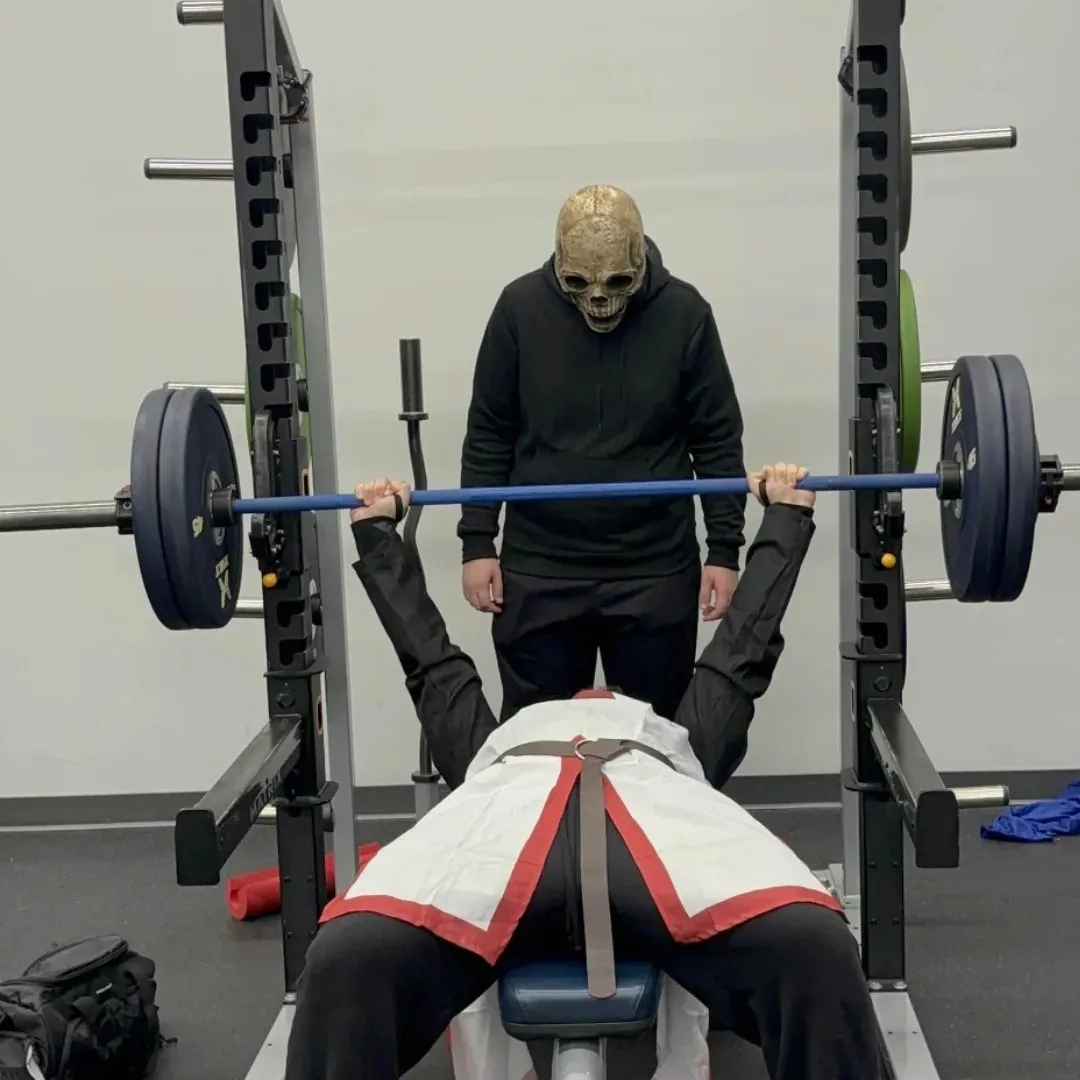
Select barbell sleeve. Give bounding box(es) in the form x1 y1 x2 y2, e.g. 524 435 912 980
920 361 955 384
0 501 117 533
1061 465 1080 491
905 579 953 602
229 471 944 516
911 127 1017 155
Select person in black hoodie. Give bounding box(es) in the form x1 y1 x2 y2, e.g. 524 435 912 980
459 185 746 721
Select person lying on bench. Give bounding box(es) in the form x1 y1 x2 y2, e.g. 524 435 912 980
284 463 880 1080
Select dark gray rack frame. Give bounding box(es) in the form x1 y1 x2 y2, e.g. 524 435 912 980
151 4 359 1078
834 2 945 1077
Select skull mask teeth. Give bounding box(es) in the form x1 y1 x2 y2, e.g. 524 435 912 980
555 186 646 334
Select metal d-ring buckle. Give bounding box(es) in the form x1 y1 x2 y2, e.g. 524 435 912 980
573 740 595 760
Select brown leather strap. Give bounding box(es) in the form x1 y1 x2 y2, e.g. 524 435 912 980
497 738 674 998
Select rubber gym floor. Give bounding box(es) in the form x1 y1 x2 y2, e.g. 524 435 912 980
1 807 1075 1080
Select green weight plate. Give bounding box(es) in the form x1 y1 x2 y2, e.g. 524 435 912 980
899 270 922 472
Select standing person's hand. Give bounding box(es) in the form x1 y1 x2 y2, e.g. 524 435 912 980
463 558 503 613
700 565 738 622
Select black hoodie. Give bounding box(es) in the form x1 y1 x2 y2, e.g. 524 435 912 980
458 239 745 578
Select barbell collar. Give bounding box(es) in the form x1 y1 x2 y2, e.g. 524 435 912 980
211 489 238 528
911 127 1017 155
0 501 118 533
935 461 963 501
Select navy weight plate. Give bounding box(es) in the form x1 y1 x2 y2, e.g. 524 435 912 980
157 388 243 629
939 356 1009 602
988 354 1040 602
131 388 189 630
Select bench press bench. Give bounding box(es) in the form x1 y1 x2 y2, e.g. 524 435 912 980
499 959 662 1080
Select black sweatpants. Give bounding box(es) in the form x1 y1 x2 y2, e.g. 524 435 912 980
493 563 701 722
285 799 880 1080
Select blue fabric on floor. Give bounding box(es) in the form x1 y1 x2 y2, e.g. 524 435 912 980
981 780 1080 842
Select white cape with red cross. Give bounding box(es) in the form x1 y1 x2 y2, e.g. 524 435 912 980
323 690 837 949
321 692 840 1080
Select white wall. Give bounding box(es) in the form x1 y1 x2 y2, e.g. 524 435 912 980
3 0 1078 798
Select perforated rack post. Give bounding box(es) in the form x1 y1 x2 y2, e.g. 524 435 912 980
837 0 905 985
217 0 351 994
837 8 953 1077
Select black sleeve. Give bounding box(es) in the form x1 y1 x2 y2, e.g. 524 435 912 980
457 291 520 563
682 310 746 570
673 503 815 789
350 519 498 789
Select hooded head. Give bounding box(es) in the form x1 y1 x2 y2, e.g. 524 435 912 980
554 185 646 333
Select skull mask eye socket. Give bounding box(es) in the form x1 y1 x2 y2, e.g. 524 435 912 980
561 274 589 292
604 273 635 294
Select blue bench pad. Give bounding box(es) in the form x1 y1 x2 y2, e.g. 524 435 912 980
498 960 661 1032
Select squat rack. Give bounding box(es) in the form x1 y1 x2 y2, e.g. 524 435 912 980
835 3 1016 1078
142 1 1026 1078
146 2 356 1076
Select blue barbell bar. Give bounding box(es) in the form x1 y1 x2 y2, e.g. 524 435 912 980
231 471 943 516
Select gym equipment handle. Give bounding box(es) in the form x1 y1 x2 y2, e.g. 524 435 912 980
144 159 233 181
911 127 1017 155
176 0 223 24
230 472 944 515
952 785 1009 810
399 339 425 417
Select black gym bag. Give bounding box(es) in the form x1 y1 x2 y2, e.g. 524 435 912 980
0 936 165 1080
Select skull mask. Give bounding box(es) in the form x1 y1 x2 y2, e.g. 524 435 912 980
554 185 646 333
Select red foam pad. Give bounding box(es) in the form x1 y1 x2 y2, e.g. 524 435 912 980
226 842 381 921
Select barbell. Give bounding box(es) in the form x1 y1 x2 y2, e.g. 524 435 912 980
0 353 1071 630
